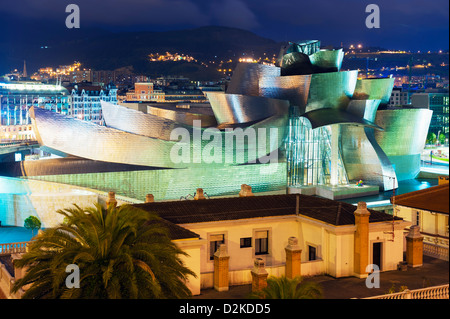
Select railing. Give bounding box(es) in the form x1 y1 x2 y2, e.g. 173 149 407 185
363 284 449 299
423 243 449 261
0 139 38 147
0 242 28 256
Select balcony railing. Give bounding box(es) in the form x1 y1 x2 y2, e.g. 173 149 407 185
423 243 449 261
0 242 28 256
363 284 449 299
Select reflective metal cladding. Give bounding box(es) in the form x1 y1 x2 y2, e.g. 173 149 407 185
305 70 358 113
374 108 433 180
259 74 312 111
308 49 344 72
205 91 289 125
28 38 432 195
353 77 395 104
226 63 280 97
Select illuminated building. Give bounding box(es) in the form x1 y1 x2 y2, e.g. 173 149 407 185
0 81 70 140
0 81 118 140
66 83 118 125
393 183 449 261
126 81 207 103
21 40 432 200
411 92 449 138
388 87 411 106
126 82 165 102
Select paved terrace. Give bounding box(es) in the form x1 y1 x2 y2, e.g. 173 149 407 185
0 255 447 299
193 255 449 299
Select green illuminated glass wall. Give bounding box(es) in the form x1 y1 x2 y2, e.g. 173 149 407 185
286 107 348 187
27 162 287 201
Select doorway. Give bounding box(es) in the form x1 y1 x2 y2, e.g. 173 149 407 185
372 242 382 270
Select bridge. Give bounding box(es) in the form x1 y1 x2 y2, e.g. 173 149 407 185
0 140 40 161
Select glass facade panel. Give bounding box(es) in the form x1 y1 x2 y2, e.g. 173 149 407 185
286 107 348 187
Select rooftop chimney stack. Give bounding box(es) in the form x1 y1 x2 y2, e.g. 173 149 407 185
145 194 154 203
106 191 117 208
239 184 254 197
194 188 206 200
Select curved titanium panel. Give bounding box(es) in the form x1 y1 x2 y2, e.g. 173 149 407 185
305 70 359 113
30 106 182 169
352 77 395 104
308 49 344 72
280 52 317 76
147 105 217 127
102 101 192 141
226 63 281 97
258 74 311 112
340 125 397 191
374 109 433 180
205 91 290 125
301 108 383 130
30 106 289 168
345 99 382 122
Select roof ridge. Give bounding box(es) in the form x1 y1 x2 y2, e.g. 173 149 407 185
394 183 449 202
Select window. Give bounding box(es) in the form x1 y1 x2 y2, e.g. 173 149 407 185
255 231 268 255
240 237 252 248
209 234 224 260
308 245 317 261
415 211 420 227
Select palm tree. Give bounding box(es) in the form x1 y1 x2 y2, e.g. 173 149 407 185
11 203 196 299
249 276 323 299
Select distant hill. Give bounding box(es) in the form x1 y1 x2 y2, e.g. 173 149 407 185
0 19 283 80
2 17 446 81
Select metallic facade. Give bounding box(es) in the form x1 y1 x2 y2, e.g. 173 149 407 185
31 101 289 168
340 125 398 190
353 78 395 104
259 74 311 111
146 105 217 127
308 49 344 72
205 92 289 125
305 70 358 113
26 39 433 197
226 63 280 97
374 108 433 180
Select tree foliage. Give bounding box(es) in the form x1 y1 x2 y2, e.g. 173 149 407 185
12 204 196 299
427 132 437 144
249 276 323 299
23 216 41 236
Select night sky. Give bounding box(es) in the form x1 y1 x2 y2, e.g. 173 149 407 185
1 0 449 51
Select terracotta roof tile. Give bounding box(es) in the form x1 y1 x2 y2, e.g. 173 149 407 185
133 194 401 228
392 183 449 215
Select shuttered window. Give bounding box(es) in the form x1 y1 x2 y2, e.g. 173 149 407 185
255 231 268 255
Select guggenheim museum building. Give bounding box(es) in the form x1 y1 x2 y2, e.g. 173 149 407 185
14 40 432 201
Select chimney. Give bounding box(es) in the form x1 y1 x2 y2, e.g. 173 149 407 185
213 244 230 292
194 188 206 200
353 202 370 278
106 191 117 208
239 184 254 197
285 237 302 279
251 258 268 292
145 194 154 203
406 225 423 267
